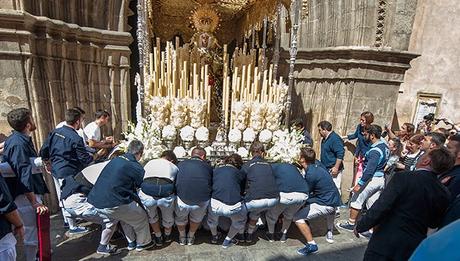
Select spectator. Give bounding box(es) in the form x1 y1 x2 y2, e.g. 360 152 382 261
294 148 342 256
175 147 213 246
397 134 424 171
343 111 374 186
355 147 454 261
420 132 446 153
439 134 460 198
386 122 415 143
384 138 403 185
317 121 345 193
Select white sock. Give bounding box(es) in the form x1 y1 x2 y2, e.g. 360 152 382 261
308 240 316 245
225 236 232 241
155 232 162 238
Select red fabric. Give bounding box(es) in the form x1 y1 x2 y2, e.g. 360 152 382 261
37 212 51 261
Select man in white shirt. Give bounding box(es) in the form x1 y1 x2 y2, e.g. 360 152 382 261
139 151 178 246
84 110 115 154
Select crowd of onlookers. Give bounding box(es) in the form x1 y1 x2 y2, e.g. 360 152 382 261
0 107 459 260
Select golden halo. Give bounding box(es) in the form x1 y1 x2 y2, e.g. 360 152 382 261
190 4 220 33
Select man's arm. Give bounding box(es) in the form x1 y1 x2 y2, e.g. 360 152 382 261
74 138 94 166
356 173 404 232
0 175 24 239
87 139 114 150
331 137 345 176
356 150 380 188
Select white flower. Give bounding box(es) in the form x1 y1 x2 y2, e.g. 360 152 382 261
237 147 249 158
195 126 209 141
204 146 213 156
228 129 242 143
267 130 305 162
188 99 207 128
243 128 256 142
231 101 250 131
173 146 187 158
180 126 195 141
171 98 189 128
162 125 177 140
259 129 273 143
249 102 267 131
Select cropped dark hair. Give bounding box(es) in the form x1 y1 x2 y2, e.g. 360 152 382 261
161 150 178 164
429 147 455 174
95 110 110 119
291 118 304 129
249 141 265 156
361 111 374 124
72 106 86 115
403 123 415 134
300 148 316 164
7 108 32 132
65 108 82 125
191 146 206 158
367 124 383 139
390 138 403 157
409 134 425 145
127 140 144 156
224 153 244 169
317 121 332 131
426 132 447 147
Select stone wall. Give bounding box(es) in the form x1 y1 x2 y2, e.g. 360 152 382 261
0 0 133 211
397 0 460 126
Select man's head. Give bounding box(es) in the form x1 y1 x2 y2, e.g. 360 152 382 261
416 147 455 174
291 118 304 131
191 146 206 160
447 134 460 165
399 123 415 138
249 141 265 158
127 140 144 161
364 124 383 143
65 108 83 129
421 132 446 152
224 153 244 169
160 150 178 164
299 147 316 169
317 121 333 138
406 134 424 154
7 108 36 134
95 110 110 126
360 111 374 127
72 106 86 126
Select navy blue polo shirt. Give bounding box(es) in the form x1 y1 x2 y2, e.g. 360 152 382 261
40 125 93 179
305 162 342 207
87 153 144 208
0 175 17 240
241 156 279 201
175 157 213 205
272 163 309 194
347 124 371 157
212 165 244 205
320 131 345 169
2 131 49 197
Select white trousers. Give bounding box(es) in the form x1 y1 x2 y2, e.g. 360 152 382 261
15 194 42 261
53 177 76 228
207 198 247 238
0 233 16 261
175 197 209 225
332 170 343 195
350 177 385 210
294 203 336 232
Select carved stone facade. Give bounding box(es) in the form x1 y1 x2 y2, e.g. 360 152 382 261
0 0 133 210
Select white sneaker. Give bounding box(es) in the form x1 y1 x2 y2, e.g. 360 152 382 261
325 230 334 244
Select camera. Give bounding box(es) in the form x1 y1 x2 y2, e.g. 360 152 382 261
423 113 435 122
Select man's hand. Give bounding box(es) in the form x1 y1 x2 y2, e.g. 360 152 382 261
44 161 52 174
353 184 361 193
353 227 360 238
330 167 339 177
105 136 114 144
33 203 48 215
13 225 25 241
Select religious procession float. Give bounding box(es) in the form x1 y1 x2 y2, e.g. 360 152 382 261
120 0 307 164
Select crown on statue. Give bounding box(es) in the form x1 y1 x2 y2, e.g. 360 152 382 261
190 4 220 33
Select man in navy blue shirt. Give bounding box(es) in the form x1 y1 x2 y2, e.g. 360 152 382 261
294 148 342 256
242 141 279 243
2 108 48 261
338 125 389 232
318 121 345 194
175 147 213 246
265 162 309 242
440 134 460 199
0 174 24 260
207 154 246 248
292 118 313 146
40 108 93 234
88 140 153 251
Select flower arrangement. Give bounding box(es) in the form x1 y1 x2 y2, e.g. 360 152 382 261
170 98 189 128
265 103 283 131
231 101 250 131
173 146 187 158
180 126 195 142
259 129 273 143
228 128 242 143
121 116 166 163
267 129 305 162
237 147 249 158
148 96 171 127
195 126 209 142
242 128 257 143
188 98 207 128
249 102 267 131
162 125 177 140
